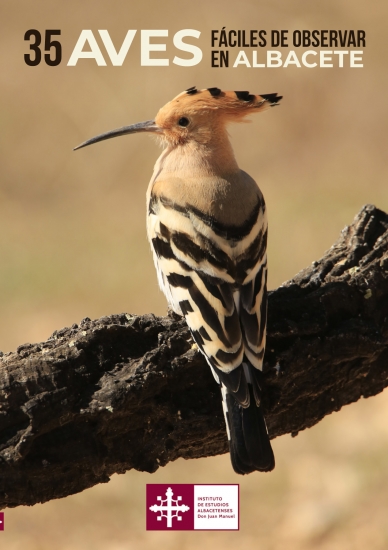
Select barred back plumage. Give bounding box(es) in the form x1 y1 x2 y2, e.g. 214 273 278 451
75 86 283 474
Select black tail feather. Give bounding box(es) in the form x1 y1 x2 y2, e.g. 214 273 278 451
226 386 275 474
226 395 253 474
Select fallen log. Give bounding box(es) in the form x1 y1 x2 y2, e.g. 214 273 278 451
0 204 387 508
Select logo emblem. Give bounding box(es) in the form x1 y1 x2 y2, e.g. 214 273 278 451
146 484 239 530
149 487 190 528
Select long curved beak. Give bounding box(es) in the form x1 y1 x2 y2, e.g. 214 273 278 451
74 120 161 151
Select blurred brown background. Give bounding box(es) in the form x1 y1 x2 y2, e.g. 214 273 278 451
1 0 388 548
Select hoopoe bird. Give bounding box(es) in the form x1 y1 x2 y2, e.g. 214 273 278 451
75 87 282 474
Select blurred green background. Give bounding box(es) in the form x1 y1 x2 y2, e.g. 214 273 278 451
1 0 388 548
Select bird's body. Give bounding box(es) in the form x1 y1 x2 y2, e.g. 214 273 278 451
146 157 267 374
75 86 282 474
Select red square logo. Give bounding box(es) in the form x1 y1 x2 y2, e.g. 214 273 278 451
146 484 239 530
0 512 4 531
146 484 194 530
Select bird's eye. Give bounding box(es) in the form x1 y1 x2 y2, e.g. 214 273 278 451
178 117 190 127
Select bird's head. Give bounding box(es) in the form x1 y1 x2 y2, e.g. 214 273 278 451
74 87 282 151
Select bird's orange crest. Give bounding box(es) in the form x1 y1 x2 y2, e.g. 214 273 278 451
156 87 282 122
154 87 282 146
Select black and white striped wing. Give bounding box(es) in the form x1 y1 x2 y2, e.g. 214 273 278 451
147 191 268 407
148 190 274 472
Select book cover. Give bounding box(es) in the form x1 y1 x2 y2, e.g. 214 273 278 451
1 1 387 548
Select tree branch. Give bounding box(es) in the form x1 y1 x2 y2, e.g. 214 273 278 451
0 204 387 509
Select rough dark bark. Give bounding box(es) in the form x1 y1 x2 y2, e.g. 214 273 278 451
0 204 387 509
